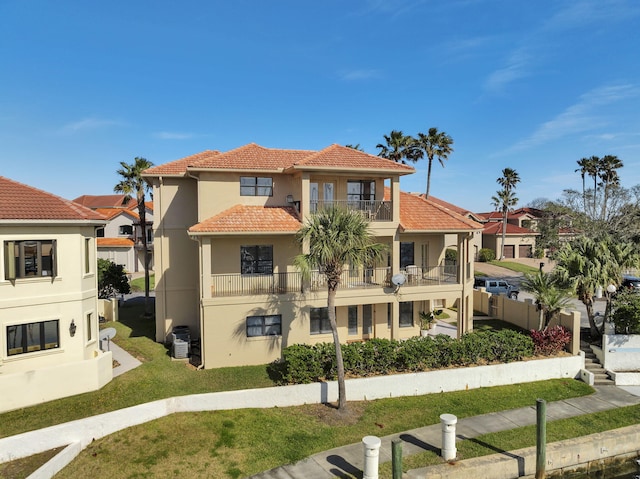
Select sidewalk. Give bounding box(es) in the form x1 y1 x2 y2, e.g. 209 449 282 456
250 386 640 478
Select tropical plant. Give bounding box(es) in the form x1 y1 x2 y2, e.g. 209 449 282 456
413 127 454 199
492 168 520 259
598 154 623 221
575 156 599 215
345 144 364 151
294 206 386 410
114 157 154 316
97 258 131 299
611 289 640 334
376 130 415 163
521 271 574 330
419 310 442 330
555 236 639 337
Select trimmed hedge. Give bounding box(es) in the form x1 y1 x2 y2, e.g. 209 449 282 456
271 330 535 385
478 248 496 262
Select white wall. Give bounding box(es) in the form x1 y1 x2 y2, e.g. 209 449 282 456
603 334 640 372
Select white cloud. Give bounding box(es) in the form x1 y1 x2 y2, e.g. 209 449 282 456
59 117 124 133
502 83 640 153
153 131 195 140
484 49 531 93
339 69 382 81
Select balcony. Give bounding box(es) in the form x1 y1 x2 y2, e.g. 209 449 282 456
209 264 458 297
310 200 393 221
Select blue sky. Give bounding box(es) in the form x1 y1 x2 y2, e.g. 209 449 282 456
2 0 640 212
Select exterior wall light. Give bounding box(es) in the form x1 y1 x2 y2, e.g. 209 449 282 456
69 319 77 337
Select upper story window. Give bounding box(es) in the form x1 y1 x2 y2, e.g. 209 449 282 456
96 228 105 238
119 225 133 236
241 245 273 275
4 240 56 279
347 180 375 201
240 177 273 196
400 242 414 268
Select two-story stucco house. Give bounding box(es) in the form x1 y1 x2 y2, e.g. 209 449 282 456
73 194 154 273
0 177 112 412
143 144 483 369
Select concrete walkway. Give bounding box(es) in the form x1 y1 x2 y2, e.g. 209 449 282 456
249 386 640 478
108 341 142 377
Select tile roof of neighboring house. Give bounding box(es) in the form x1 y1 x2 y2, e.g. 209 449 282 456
94 208 139 221
381 188 483 232
483 221 539 236
189 205 301 234
0 176 106 222
73 194 130 208
97 237 135 247
143 143 414 177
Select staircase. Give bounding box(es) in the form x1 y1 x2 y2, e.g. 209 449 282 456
581 340 615 386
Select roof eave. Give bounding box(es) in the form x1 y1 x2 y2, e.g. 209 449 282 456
0 219 108 226
288 165 414 175
186 167 286 174
188 230 298 237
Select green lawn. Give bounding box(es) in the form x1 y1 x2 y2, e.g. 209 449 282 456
488 260 539 275
130 273 155 291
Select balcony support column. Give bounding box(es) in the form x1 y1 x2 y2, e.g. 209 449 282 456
201 237 212 299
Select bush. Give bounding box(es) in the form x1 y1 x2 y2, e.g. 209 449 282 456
97 259 130 299
478 248 496 262
277 328 538 384
612 289 640 334
445 248 458 262
530 326 572 356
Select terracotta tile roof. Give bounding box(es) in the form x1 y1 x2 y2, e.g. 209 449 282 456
145 143 415 176
383 188 483 232
189 205 301 234
97 237 135 247
483 221 538 236
73 194 130 208
293 144 415 173
142 150 221 176
128 201 153 212
0 176 106 222
94 208 138 221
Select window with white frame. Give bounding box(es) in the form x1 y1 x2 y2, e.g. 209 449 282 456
6 320 60 356
4 240 56 279
246 315 281 337
119 225 133 236
240 176 273 196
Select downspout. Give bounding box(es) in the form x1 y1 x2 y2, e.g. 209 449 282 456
158 176 169 344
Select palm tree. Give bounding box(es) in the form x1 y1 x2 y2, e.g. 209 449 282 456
345 144 364 151
115 157 154 317
575 156 599 214
294 207 386 410
598 154 623 221
376 130 414 163
492 168 520 259
555 236 639 337
521 271 574 330
413 127 454 199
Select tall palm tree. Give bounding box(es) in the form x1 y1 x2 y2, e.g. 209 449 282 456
345 144 364 151
575 156 599 214
521 271 574 330
115 157 154 317
598 154 623 221
413 127 454 199
492 168 520 259
376 130 414 163
294 207 386 410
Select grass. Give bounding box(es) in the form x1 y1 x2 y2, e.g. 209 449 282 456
472 318 528 333
130 273 155 292
488 260 539 275
381 402 640 478
54 379 592 479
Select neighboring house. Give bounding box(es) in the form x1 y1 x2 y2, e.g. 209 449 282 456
481 221 539 259
73 194 154 272
143 143 483 369
0 177 112 413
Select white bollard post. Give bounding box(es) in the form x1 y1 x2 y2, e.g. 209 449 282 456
362 435 381 479
440 413 458 461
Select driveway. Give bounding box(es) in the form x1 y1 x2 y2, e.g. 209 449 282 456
474 258 601 329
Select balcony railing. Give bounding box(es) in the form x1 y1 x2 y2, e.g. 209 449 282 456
310 200 393 221
210 264 458 297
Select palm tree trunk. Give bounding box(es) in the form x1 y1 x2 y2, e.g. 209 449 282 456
425 157 434 199
501 209 507 260
328 288 347 410
138 195 152 317
584 299 599 338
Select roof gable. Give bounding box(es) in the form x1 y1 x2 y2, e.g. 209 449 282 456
0 176 106 222
73 194 130 208
483 221 538 235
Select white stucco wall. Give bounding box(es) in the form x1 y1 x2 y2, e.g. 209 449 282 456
603 334 640 372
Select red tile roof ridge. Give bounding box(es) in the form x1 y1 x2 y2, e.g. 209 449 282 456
0 176 106 221
189 205 301 233
143 150 221 176
483 221 538 235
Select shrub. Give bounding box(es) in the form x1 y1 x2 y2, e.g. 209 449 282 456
530 326 572 356
612 289 640 334
445 248 458 262
478 248 496 262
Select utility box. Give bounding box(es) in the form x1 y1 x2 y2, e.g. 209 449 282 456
171 326 191 359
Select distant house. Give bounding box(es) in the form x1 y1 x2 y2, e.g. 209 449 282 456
481 221 539 259
0 177 112 413
73 194 154 272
